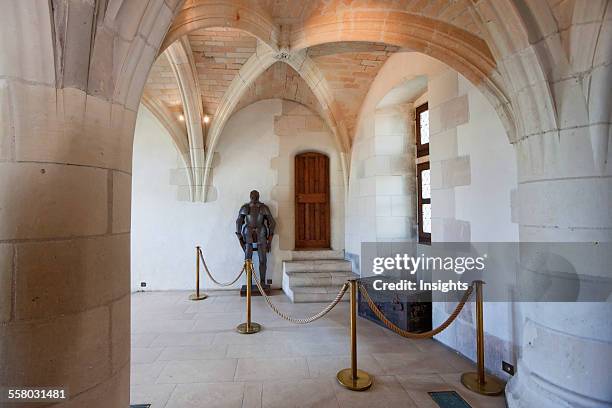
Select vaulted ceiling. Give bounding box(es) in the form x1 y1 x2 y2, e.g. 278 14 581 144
139 0 506 202
143 34 403 144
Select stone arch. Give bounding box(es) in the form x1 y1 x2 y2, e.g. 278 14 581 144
466 1 560 141
140 92 190 164
201 48 350 201
140 93 195 200
290 10 518 143
285 51 351 156
165 36 207 200
160 0 280 53
200 43 277 200
356 53 448 128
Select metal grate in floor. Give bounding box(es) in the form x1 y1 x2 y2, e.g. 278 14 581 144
428 391 472 408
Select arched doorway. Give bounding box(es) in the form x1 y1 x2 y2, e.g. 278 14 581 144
294 152 331 249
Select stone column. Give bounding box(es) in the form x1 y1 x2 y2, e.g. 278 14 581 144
0 56 135 408
0 1 177 406
506 126 612 407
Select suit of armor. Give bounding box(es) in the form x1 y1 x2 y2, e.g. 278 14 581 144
235 190 276 284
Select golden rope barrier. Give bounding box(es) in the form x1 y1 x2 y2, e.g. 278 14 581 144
337 279 372 391
460 281 505 395
198 247 245 287
358 281 474 339
252 271 349 324
359 279 504 396
189 246 208 301
236 260 261 334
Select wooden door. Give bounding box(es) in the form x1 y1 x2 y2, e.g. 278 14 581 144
295 152 330 249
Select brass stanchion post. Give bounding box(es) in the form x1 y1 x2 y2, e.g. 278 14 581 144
236 260 261 334
189 246 207 301
461 280 504 395
337 280 372 391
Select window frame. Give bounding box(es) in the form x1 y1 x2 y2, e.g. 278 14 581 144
417 161 431 244
415 102 429 158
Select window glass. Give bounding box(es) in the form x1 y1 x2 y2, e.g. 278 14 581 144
421 169 430 199
419 110 429 144
422 204 431 234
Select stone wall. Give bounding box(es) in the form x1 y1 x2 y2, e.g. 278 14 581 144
131 99 345 291
346 52 448 262
346 102 417 266
271 100 345 253
428 69 519 379
348 52 520 378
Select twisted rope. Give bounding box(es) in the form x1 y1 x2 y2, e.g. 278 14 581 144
358 281 475 339
251 266 350 324
198 249 245 287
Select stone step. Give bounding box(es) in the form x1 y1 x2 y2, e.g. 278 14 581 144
282 268 358 303
282 253 356 303
284 270 355 287
286 285 352 303
283 259 352 273
291 249 345 260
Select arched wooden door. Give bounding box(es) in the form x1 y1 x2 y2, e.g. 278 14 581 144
295 152 331 249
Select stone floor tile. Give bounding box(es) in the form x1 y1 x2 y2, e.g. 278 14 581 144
371 352 462 375
287 340 349 357
306 354 384 378
130 383 176 407
262 379 339 408
131 291 487 407
242 382 263 408
131 360 169 385
132 347 164 363
158 344 229 361
395 373 455 408
193 314 246 331
157 359 238 383
165 382 245 408
235 357 309 381
132 333 159 347
150 331 216 347
332 375 417 408
132 318 196 334
226 342 295 358
438 372 507 408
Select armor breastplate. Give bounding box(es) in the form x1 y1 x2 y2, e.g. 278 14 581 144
245 204 265 230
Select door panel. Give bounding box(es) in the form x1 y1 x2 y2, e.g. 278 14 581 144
295 152 330 249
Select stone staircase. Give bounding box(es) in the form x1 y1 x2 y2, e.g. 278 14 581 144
282 250 357 303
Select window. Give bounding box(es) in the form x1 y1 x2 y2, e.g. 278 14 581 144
417 162 431 244
416 103 429 157
416 102 431 244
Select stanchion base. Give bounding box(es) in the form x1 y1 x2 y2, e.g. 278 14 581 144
460 372 505 396
336 368 373 391
189 293 208 301
236 322 261 334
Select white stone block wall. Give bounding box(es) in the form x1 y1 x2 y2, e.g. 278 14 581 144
346 52 449 270
348 53 521 379
428 70 520 379
131 99 345 291
271 100 345 254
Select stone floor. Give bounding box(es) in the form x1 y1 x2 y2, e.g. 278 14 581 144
131 290 507 408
